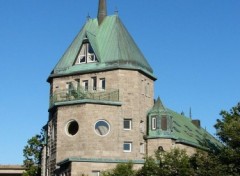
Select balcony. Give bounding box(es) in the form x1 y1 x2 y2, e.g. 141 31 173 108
50 87 119 107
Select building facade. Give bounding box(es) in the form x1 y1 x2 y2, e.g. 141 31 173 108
42 1 220 175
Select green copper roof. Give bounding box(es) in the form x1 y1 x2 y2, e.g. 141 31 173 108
148 98 222 150
49 15 156 80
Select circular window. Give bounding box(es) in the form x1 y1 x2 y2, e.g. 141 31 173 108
94 120 110 136
66 120 79 136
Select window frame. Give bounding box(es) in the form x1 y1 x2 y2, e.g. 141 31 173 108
75 43 97 64
91 77 97 91
82 80 89 91
123 142 132 152
123 119 132 130
151 117 157 130
99 78 106 91
92 170 100 176
140 142 145 154
94 120 111 137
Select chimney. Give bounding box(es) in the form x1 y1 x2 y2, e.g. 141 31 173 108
192 119 201 128
97 0 107 25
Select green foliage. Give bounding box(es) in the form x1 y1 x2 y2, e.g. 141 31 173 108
190 150 227 176
23 131 44 176
136 156 158 176
215 103 240 148
137 148 194 176
101 162 136 176
158 148 193 176
214 103 240 175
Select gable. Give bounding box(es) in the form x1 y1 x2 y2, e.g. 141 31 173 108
48 15 156 81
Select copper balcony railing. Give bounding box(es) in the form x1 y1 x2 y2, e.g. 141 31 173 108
50 87 119 107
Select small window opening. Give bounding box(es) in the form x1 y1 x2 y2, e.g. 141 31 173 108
75 42 97 64
92 171 100 176
123 119 132 130
151 117 157 130
123 142 132 152
161 116 168 131
82 80 88 91
140 143 145 154
66 120 79 136
92 77 97 91
99 78 106 90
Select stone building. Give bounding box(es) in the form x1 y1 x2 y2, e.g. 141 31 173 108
42 0 221 175
0 165 25 176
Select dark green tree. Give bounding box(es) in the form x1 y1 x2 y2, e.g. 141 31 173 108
189 150 227 176
137 148 194 176
23 131 44 176
101 162 136 176
136 156 158 176
157 148 193 176
214 102 240 175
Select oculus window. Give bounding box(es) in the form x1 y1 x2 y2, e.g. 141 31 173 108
75 42 97 64
95 120 110 136
66 120 79 136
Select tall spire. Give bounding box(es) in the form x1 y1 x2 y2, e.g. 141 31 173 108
97 0 107 25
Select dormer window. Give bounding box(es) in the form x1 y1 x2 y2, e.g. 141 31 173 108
75 41 97 64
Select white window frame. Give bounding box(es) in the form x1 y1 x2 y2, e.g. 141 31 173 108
91 77 97 91
152 117 157 130
123 142 132 152
99 78 106 91
123 119 132 130
76 43 97 64
82 80 88 91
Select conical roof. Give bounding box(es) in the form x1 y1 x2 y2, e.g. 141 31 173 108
48 15 156 80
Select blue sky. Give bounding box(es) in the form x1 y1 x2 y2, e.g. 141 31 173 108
0 0 239 164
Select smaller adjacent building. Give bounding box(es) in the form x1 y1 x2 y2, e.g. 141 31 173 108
0 165 25 176
147 97 221 155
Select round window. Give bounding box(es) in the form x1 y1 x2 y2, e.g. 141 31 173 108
66 120 79 136
94 120 110 136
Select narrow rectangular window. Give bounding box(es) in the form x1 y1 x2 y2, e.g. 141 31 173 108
82 80 88 91
99 78 106 90
145 83 150 96
92 77 97 91
152 117 156 130
140 143 145 154
123 142 132 152
123 119 132 130
141 79 144 95
161 116 168 131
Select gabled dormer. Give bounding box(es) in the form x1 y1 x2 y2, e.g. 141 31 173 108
74 37 98 65
147 97 173 137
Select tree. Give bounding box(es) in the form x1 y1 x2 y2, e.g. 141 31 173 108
23 131 44 176
136 156 159 176
101 162 136 176
157 148 194 176
137 148 194 176
214 102 240 175
189 150 227 176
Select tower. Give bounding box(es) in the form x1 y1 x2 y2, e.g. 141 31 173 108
44 0 156 175
42 1 222 175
